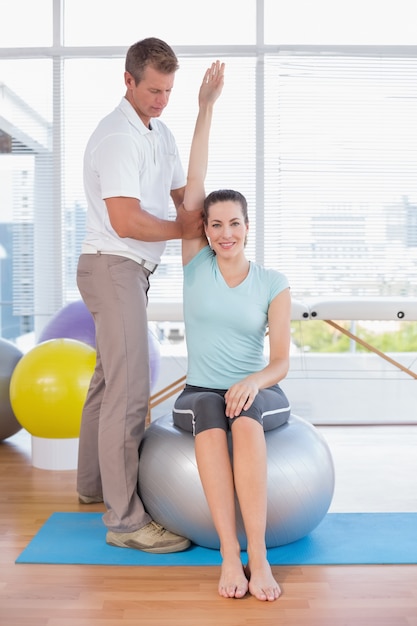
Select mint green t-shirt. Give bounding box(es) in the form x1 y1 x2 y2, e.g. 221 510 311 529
183 246 289 389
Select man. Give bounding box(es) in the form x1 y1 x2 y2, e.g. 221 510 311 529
76 38 201 553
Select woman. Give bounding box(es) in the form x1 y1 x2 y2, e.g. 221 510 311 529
173 61 292 601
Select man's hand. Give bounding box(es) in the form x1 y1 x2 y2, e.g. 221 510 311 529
176 204 204 240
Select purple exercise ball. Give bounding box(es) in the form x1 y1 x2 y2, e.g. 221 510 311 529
38 300 96 348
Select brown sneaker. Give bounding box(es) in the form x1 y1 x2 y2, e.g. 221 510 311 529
78 494 104 504
106 521 191 553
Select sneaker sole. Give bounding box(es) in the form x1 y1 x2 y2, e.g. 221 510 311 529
106 535 191 554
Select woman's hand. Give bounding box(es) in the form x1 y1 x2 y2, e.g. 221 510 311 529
224 378 259 418
199 60 225 108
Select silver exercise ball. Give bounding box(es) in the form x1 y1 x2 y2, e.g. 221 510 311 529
0 338 23 441
138 413 335 550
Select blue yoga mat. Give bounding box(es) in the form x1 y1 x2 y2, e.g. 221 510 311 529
15 512 417 566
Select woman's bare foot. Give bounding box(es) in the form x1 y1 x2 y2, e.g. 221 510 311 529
245 559 281 602
218 555 249 599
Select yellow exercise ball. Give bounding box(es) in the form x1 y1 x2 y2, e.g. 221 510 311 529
9 338 96 439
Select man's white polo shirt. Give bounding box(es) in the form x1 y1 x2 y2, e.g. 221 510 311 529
82 97 186 267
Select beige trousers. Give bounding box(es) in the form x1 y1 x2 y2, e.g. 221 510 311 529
76 253 152 532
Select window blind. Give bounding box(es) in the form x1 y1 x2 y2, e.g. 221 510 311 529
1 0 417 341
265 55 417 299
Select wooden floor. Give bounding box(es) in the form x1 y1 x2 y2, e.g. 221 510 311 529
1 424 417 626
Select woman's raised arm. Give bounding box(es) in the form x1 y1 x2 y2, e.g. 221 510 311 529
181 61 225 264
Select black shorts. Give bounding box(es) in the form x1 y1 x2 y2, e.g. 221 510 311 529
173 384 291 436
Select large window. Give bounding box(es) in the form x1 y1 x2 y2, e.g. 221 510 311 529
1 0 417 333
